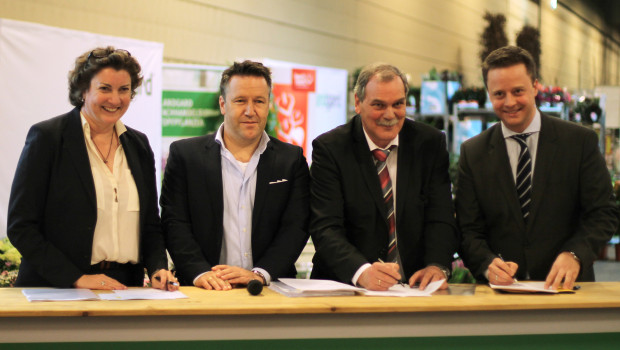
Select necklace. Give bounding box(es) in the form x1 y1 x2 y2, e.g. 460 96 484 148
93 127 116 164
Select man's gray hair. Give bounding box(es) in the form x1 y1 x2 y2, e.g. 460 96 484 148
354 63 409 101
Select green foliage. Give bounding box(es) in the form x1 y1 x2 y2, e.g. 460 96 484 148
516 25 541 81
266 98 280 138
0 237 21 287
449 258 476 284
479 12 508 63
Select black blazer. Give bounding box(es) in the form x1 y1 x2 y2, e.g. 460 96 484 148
7 107 168 287
160 133 310 285
309 116 458 284
456 113 619 281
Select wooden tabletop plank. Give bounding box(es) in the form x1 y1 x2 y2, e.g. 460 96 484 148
1 282 619 317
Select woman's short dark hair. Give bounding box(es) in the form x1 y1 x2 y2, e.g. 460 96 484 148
68 46 143 107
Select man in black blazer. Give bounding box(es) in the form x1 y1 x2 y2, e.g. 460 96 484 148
310 63 458 291
457 46 618 290
161 61 309 289
8 108 168 287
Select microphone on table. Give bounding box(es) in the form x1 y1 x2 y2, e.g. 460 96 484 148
247 279 263 296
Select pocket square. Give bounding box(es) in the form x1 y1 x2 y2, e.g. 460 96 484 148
269 179 288 184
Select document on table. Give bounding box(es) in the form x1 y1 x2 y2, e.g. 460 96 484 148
361 279 445 297
98 289 188 300
271 278 362 297
272 278 445 297
22 288 99 302
489 281 576 294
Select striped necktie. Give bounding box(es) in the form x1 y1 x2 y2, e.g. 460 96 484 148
511 133 533 221
372 146 402 271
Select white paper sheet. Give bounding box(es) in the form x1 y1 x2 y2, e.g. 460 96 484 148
275 278 445 297
22 288 99 302
361 279 445 297
489 281 574 293
278 278 362 292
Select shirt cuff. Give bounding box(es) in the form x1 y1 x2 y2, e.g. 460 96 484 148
352 263 372 286
193 271 209 286
252 267 271 285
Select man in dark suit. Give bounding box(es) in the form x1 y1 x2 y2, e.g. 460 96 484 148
310 63 458 291
457 46 618 290
161 60 309 290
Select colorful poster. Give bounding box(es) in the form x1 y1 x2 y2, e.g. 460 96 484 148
162 90 221 137
272 84 309 152
264 59 347 160
161 64 225 171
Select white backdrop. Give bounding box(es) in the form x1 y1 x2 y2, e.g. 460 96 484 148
0 19 163 237
263 58 348 160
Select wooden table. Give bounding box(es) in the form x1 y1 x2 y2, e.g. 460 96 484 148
1 283 620 349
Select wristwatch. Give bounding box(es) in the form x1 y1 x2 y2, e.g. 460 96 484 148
430 264 451 280
252 270 267 285
438 266 451 280
568 251 581 263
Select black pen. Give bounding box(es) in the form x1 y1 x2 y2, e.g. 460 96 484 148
377 258 406 287
497 254 519 283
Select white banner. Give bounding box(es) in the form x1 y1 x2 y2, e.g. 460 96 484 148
263 58 348 160
0 18 163 237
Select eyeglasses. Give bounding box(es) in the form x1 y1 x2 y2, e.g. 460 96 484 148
87 49 131 61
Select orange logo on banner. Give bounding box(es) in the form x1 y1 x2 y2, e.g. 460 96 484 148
273 84 308 155
292 69 316 92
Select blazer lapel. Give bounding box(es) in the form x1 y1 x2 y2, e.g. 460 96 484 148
119 132 146 221
352 117 389 221
253 141 274 232
203 136 224 253
63 109 96 209
395 123 414 228
489 125 526 230
527 114 557 231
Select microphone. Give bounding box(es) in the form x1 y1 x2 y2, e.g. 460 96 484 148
247 279 263 296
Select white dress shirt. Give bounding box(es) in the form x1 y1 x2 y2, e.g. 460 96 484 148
501 109 541 183
81 113 140 265
194 123 271 285
485 109 541 281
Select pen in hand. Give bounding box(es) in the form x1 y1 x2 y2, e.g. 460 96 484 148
377 258 406 287
154 275 180 287
498 254 518 283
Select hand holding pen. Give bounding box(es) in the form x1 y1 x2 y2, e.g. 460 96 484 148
488 254 519 285
152 270 179 291
357 259 401 291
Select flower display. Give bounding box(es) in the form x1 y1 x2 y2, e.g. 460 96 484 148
0 237 21 287
536 84 571 106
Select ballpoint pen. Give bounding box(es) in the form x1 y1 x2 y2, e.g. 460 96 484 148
498 254 519 283
154 274 180 287
377 258 407 287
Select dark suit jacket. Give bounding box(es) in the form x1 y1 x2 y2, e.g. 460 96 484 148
160 133 310 285
7 107 168 287
456 113 619 281
309 116 458 284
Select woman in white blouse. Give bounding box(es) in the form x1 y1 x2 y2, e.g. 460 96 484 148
8 47 177 290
